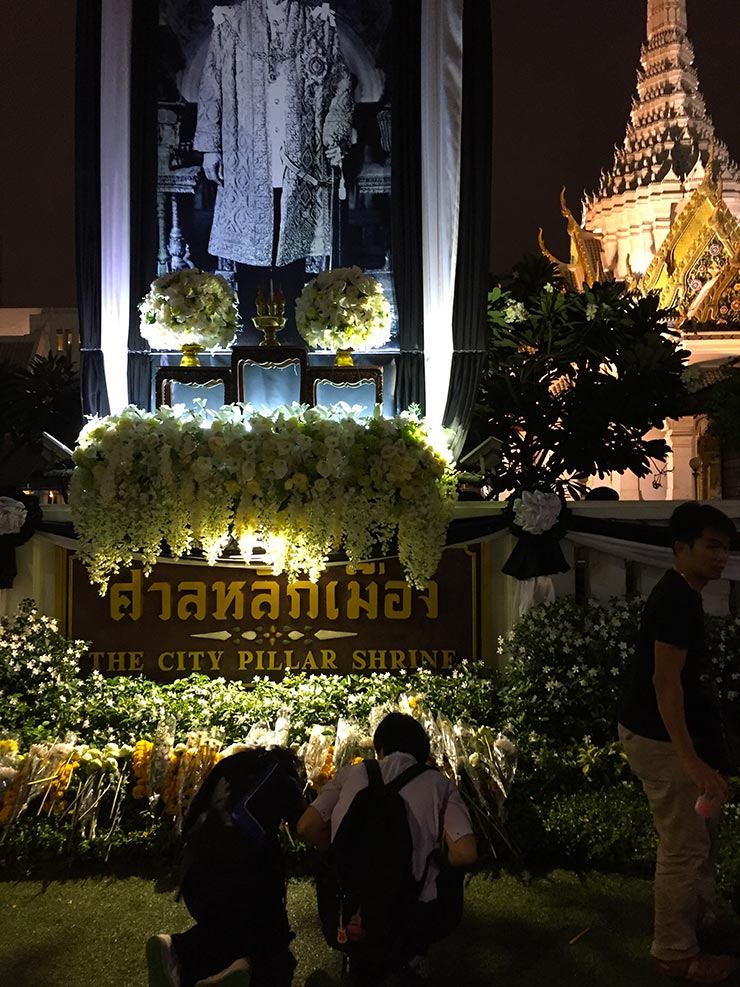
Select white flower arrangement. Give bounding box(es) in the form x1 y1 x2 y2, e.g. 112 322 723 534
512 490 562 535
295 265 392 351
139 269 239 351
70 404 456 593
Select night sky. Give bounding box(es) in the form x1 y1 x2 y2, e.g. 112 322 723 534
3 1 740 306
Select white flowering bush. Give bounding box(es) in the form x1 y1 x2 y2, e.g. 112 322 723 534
499 595 643 761
139 269 239 350
69 403 457 593
295 265 392 351
0 601 88 745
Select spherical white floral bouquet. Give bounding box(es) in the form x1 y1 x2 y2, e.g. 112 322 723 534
139 269 239 350
295 265 392 353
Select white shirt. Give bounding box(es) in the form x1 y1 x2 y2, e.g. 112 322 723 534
311 751 474 902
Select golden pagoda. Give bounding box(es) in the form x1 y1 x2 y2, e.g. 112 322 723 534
540 0 740 499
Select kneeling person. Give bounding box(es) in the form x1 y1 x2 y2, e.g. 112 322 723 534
297 712 477 984
147 746 305 987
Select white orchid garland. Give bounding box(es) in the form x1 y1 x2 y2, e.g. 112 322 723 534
139 269 239 350
70 404 456 593
295 266 392 351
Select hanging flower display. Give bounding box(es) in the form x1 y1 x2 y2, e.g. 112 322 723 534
69 404 456 593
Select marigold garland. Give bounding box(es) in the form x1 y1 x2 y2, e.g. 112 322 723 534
132 740 154 800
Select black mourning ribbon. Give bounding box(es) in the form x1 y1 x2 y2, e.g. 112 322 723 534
501 496 571 581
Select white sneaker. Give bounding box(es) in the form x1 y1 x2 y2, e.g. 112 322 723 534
146 934 181 987
194 957 251 987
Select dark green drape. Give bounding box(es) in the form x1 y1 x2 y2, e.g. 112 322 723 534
443 0 492 458
390 0 425 414
128 0 158 410
76 0 110 417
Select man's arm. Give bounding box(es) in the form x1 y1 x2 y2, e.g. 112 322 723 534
653 640 729 801
296 805 331 849
445 832 477 869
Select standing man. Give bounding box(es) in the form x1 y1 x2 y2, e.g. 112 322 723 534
297 713 477 984
619 502 737 984
194 0 353 272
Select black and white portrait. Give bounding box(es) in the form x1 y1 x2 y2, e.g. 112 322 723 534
156 0 396 345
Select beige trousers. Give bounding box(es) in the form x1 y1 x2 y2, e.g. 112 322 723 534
618 724 718 962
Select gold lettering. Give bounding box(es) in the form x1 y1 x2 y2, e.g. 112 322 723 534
347 581 378 619
414 649 437 669
321 649 337 670
367 649 387 670
419 581 438 619
384 581 412 619
440 650 454 670
238 650 255 671
213 581 246 620
110 569 143 621
324 581 340 620
147 581 172 620
350 562 385 576
303 650 319 670
251 580 280 620
287 581 319 620
106 651 128 673
266 651 283 671
158 651 175 672
177 582 207 620
352 650 367 670
389 650 407 670
284 650 301 670
89 651 104 671
129 651 144 672
207 650 223 671
190 651 204 672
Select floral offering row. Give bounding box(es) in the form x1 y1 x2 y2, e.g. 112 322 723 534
69 403 457 593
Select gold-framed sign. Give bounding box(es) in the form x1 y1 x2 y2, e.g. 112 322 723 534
66 547 481 681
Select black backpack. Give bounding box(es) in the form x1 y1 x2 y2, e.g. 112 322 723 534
317 759 430 965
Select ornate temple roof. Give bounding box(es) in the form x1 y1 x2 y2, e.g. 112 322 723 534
587 0 740 206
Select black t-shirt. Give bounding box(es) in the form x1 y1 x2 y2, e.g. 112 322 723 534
619 568 721 765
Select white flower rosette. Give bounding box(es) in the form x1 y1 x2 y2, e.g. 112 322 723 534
139 269 239 351
512 490 562 535
0 497 27 536
295 265 392 351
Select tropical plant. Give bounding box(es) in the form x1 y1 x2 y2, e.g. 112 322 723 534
0 351 81 448
468 255 690 498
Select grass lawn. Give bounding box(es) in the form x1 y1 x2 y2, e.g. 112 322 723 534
0 868 705 987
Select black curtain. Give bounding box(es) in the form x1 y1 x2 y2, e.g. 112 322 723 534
128 0 159 410
75 0 110 417
443 0 492 457
389 0 425 414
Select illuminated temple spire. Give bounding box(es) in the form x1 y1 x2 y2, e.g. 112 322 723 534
582 0 740 279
